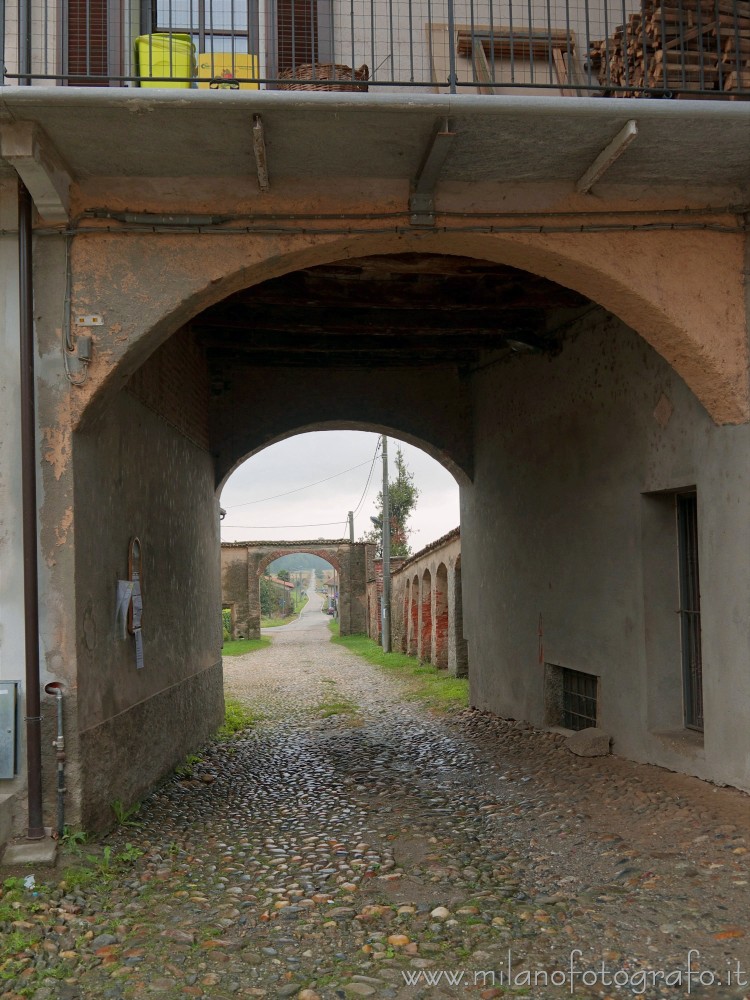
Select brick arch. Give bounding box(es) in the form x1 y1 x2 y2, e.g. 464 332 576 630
434 563 449 671
255 547 341 578
71 227 749 442
420 568 433 663
409 574 419 657
221 540 371 640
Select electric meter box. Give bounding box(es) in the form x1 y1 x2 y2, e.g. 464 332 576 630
0 681 20 779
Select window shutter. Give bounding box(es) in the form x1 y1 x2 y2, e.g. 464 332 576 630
276 0 318 73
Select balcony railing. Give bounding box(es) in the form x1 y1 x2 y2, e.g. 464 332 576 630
3 0 749 97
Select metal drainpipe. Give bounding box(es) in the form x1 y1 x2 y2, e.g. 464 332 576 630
19 181 45 841
44 683 65 836
18 0 45 843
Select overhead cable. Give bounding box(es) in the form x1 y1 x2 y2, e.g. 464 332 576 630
225 458 374 509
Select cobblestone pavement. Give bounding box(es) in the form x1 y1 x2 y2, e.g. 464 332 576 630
6 590 750 1000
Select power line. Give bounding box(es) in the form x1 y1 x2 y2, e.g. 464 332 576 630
221 521 346 530
351 438 382 518
225 459 375 509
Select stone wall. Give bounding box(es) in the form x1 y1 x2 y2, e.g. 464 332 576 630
366 557 406 644
222 542 373 639
72 386 223 830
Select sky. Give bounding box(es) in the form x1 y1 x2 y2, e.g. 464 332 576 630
219 430 460 551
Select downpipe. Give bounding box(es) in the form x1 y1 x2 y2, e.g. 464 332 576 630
19 180 45 841
18 0 45 842
44 682 65 837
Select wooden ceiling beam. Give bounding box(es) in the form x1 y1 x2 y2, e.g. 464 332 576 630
194 306 543 334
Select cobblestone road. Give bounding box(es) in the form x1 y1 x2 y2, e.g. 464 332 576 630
8 590 750 1000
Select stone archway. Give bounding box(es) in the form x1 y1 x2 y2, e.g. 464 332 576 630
30 232 750 833
67 227 750 441
221 540 373 640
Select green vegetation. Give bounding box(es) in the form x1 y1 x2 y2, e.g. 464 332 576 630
61 825 88 852
268 553 331 574
174 752 203 778
110 798 142 828
216 696 260 739
261 591 308 627
315 697 360 719
329 622 469 713
260 576 308 622
222 636 271 656
360 445 420 557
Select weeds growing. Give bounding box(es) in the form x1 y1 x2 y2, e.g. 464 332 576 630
329 622 469 713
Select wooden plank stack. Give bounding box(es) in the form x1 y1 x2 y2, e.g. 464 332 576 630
588 1 750 97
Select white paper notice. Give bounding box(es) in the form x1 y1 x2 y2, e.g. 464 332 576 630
115 580 134 639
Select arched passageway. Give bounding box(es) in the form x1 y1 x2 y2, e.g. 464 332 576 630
221 541 371 639
409 576 420 657
47 238 750 831
434 564 449 670
420 569 433 662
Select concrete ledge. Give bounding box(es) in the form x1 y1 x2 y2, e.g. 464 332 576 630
653 728 706 760
0 792 16 849
2 834 57 868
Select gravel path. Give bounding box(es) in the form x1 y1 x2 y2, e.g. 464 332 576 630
5 589 750 1000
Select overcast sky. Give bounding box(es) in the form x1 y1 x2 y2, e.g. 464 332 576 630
219 430 460 551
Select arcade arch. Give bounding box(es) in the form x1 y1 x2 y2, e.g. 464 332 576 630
59 238 749 829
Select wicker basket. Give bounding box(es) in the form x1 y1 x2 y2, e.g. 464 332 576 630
277 63 369 92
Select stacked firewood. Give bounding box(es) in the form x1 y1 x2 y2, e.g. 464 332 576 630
588 0 750 97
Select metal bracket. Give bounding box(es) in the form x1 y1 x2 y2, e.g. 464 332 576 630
409 119 455 227
252 114 270 193
576 120 638 196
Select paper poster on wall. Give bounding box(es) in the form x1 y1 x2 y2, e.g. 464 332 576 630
115 580 134 639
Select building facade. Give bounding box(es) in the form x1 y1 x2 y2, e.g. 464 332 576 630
1 0 750 841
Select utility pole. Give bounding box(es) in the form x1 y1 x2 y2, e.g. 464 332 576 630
348 511 354 543
381 435 391 652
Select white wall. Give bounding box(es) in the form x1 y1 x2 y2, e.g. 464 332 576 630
0 178 25 688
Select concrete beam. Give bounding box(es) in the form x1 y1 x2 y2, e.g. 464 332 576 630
0 122 72 223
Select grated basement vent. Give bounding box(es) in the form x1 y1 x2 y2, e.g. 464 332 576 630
561 667 598 731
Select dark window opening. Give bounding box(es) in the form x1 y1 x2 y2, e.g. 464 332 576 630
677 492 703 731
544 663 599 732
561 666 598 731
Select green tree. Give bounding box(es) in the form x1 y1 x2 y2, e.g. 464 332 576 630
276 569 290 582
259 576 274 616
361 446 419 557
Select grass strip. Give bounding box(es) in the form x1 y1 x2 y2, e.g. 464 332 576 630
222 637 272 656
329 621 469 713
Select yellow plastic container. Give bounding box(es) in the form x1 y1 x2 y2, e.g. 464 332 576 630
197 53 259 89
134 34 196 88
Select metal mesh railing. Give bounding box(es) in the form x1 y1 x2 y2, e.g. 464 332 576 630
3 0 749 96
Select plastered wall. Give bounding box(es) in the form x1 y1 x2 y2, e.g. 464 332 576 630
72 387 223 829
462 308 750 790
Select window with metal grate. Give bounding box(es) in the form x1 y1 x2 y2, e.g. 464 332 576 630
561 666 598 731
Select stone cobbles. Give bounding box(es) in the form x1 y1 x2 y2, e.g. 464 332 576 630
3 591 750 999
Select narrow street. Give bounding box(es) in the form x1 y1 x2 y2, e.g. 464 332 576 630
14 591 750 999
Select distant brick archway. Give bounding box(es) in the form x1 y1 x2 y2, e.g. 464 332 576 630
221 540 373 639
